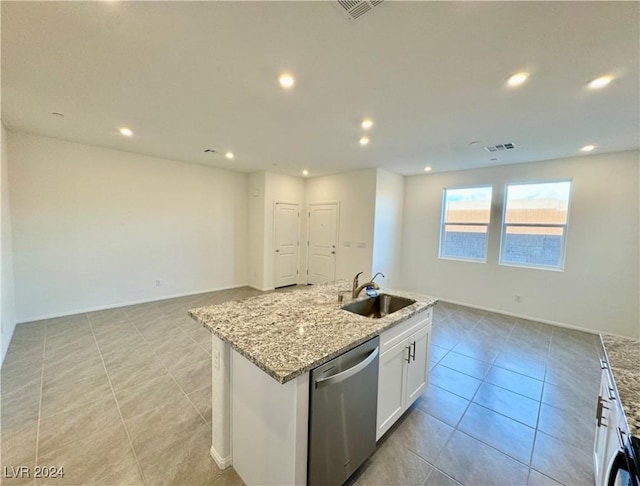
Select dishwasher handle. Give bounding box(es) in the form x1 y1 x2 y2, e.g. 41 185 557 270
315 346 379 389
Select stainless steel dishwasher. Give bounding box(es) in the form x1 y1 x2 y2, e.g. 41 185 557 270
308 336 379 486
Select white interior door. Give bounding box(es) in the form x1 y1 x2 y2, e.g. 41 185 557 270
274 202 299 288
307 203 338 285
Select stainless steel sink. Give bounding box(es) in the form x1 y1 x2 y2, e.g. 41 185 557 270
342 294 416 319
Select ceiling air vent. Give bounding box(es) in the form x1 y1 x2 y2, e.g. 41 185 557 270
336 0 384 21
484 143 516 153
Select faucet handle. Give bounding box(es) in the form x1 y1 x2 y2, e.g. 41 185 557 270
353 271 363 285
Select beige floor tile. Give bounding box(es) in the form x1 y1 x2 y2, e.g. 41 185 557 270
528 469 563 486
44 338 99 367
0 291 603 486
37 394 121 457
1 418 38 478
114 374 190 420
388 407 454 464
357 437 433 486
40 372 113 419
35 422 139 486
106 355 170 392
435 431 529 486
155 342 211 374
170 358 211 395
1 383 41 431
135 425 220 486
530 431 595 485
124 397 207 456
424 468 462 486
206 468 244 486
42 354 106 390
188 385 212 424
100 340 157 370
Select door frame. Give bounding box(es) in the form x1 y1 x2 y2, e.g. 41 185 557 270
305 201 340 285
273 200 301 288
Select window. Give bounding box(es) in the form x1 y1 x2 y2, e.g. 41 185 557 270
439 186 493 262
500 180 572 270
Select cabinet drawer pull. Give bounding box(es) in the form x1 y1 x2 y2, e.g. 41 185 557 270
600 358 608 370
411 341 416 362
607 387 616 401
405 346 411 364
616 428 627 448
596 397 609 428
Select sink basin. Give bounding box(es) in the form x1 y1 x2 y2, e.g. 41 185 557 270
342 294 416 319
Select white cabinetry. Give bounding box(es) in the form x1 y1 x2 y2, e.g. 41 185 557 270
593 357 626 486
376 308 432 440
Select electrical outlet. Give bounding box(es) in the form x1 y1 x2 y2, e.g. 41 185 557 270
213 349 220 370
515 295 521 303
155 279 161 287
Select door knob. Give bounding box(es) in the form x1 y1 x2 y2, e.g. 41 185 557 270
331 251 335 254
276 249 280 252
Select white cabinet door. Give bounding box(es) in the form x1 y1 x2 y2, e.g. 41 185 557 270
307 203 338 284
594 370 610 486
274 202 299 288
406 325 430 405
376 339 409 440
593 362 626 486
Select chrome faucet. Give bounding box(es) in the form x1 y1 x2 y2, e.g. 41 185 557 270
352 271 385 298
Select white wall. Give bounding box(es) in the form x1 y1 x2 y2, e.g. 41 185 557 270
248 172 266 290
1 123 17 365
8 131 249 322
305 169 377 282
401 150 640 338
372 169 405 288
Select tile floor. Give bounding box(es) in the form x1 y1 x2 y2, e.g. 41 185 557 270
1 287 601 486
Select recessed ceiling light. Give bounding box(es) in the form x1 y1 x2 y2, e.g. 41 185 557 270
119 127 133 137
424 166 432 172
278 73 295 89
359 136 370 146
581 145 595 152
361 118 373 130
302 170 309 176
225 152 234 159
506 72 529 87
588 75 614 89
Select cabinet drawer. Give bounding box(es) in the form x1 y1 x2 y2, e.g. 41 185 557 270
380 307 432 355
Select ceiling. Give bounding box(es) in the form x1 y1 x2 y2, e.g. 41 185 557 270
2 1 638 177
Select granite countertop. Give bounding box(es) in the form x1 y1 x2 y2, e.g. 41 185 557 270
601 334 640 439
188 281 437 384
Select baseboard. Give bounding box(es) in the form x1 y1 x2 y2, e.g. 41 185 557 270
210 445 232 470
247 284 275 292
438 298 603 336
16 283 251 324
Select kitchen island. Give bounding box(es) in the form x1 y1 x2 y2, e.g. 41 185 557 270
189 281 437 485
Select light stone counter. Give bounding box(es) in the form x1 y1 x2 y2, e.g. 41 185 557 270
601 334 640 439
189 281 437 384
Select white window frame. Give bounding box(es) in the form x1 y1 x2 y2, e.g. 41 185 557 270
499 179 572 271
438 185 493 263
